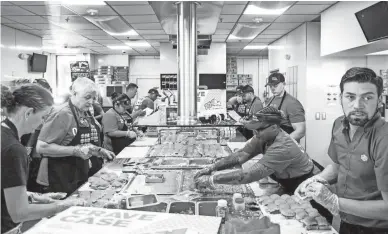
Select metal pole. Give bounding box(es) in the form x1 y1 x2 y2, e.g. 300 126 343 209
177 1 197 125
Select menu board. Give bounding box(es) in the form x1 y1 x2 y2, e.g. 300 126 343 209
70 61 91 81
24 206 221 234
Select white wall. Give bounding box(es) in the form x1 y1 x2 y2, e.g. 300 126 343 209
237 57 269 100
1 25 44 81
366 55 388 75
321 1 378 56
91 54 129 69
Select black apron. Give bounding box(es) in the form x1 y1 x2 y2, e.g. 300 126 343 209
266 92 295 135
47 100 102 195
111 109 135 155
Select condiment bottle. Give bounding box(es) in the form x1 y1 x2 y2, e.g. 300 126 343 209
216 199 228 223
234 198 245 212
232 193 242 208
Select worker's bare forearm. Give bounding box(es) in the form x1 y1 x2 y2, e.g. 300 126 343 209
36 141 75 157
318 163 339 184
339 198 388 220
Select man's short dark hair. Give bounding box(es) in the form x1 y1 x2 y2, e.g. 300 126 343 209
340 67 383 96
242 85 254 94
126 83 138 90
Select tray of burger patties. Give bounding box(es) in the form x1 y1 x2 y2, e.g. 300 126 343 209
257 194 333 232
147 143 230 158
150 158 216 170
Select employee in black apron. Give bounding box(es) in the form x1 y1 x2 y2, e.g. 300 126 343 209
238 85 264 140
36 78 115 195
102 93 138 155
195 106 333 222
265 73 306 142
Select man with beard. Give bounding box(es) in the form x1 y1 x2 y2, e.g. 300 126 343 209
295 67 388 234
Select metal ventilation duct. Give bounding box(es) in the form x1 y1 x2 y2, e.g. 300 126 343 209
150 1 224 35
169 35 212 49
231 23 270 39
84 15 135 35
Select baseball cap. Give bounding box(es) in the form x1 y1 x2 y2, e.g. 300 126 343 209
148 88 161 97
265 73 285 87
241 85 254 94
244 106 283 130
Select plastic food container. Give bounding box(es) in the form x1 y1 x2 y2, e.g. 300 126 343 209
167 201 196 215
189 158 213 166
197 201 218 216
126 194 159 209
128 202 168 213
145 174 165 183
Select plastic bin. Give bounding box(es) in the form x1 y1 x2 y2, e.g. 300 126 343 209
167 202 196 215
197 201 218 217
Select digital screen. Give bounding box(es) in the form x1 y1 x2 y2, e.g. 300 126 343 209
30 53 48 72
355 2 388 42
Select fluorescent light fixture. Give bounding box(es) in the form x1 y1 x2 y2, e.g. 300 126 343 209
244 45 268 50
107 30 138 36
244 5 290 15
125 41 150 47
61 1 106 5
107 45 131 50
228 34 256 40
366 50 388 56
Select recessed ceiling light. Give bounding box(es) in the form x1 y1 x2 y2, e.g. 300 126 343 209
244 5 290 15
107 30 138 36
229 34 256 40
107 45 131 50
244 45 268 50
125 41 150 47
252 17 264 23
366 50 388 55
61 1 106 6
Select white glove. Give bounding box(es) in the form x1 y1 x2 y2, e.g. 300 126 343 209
294 175 328 200
127 131 137 139
73 145 94 160
58 198 87 211
306 182 339 216
28 192 67 204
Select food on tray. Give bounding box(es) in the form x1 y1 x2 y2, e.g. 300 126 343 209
89 179 110 190
295 211 308 221
145 174 165 183
270 194 280 200
261 199 273 206
280 208 295 219
289 203 301 210
280 194 290 200
294 208 305 214
300 202 312 209
267 204 279 214
315 216 331 230
244 197 256 204
274 199 286 206
111 180 124 188
101 173 118 182
305 207 318 214
179 208 195 215
279 204 290 210
307 209 320 218
302 217 318 230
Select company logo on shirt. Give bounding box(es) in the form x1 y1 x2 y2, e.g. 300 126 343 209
361 154 368 162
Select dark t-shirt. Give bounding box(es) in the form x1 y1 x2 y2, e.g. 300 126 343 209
266 92 305 127
140 97 155 110
1 125 28 233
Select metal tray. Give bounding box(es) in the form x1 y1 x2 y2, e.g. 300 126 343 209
197 201 218 217
167 201 196 215
122 170 183 195
126 194 159 209
189 158 213 166
127 202 168 213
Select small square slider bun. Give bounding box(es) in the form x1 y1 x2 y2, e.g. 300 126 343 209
258 195 270 203
274 199 287 206
279 203 290 210
267 204 280 214
295 211 308 221
315 216 331 230
280 194 290 200
262 199 273 206
270 194 280 200
281 208 296 219
302 217 318 230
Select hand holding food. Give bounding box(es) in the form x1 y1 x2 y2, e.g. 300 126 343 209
28 192 67 204
305 182 339 216
97 148 115 161
127 130 137 139
294 175 328 200
194 175 215 190
193 166 213 180
73 145 94 160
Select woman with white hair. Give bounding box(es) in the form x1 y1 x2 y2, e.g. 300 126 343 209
36 78 115 195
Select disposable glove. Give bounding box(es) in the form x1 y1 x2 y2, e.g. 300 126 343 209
305 181 339 216
294 175 328 200
195 175 215 190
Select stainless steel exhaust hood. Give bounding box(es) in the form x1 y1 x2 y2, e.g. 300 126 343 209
150 1 224 35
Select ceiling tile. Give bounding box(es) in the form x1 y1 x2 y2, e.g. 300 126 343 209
296 1 337 5
252 38 277 43
77 30 110 36
285 4 332 14
21 5 75 15
12 1 61 5
113 35 143 40
122 15 159 23
214 29 231 35
1 17 17 23
142 35 169 40
24 23 61 30
84 35 116 40
1 2 13 6
107 1 149 5
219 15 240 23
64 5 117 16
131 23 162 30
221 5 246 14
261 29 291 35
275 14 319 23
148 41 160 46
21 29 45 36
94 39 124 45
1 6 35 16
227 42 249 48
5 16 49 24
213 38 226 42
225 1 248 5
111 5 155 15
239 15 278 23
266 22 302 30
3 23 33 30
217 23 235 30
135 30 166 35
255 34 281 39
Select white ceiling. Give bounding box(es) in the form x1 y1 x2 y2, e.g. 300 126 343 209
1 1 337 56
